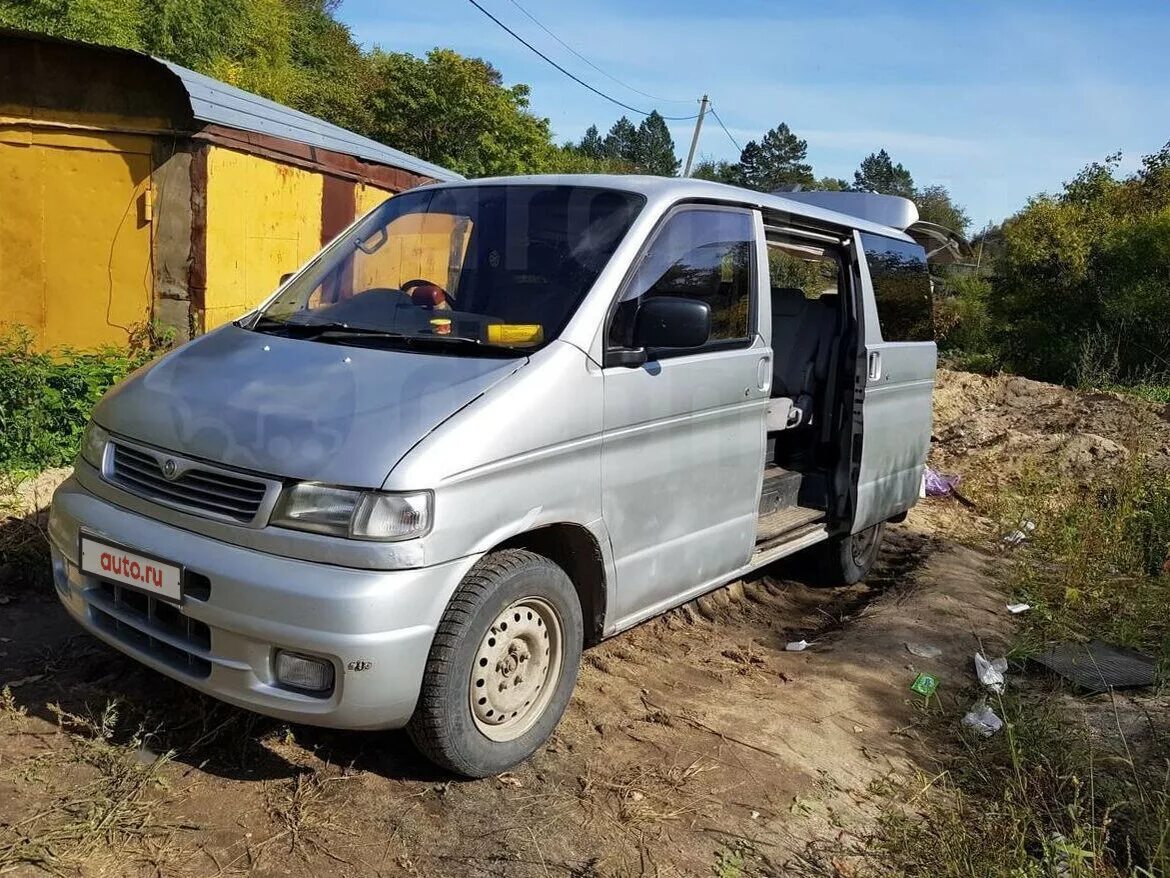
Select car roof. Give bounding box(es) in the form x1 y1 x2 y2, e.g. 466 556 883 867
412 174 915 242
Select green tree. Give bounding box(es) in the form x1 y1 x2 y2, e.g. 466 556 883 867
852 149 916 197
0 0 145 48
989 141 1170 384
602 116 639 165
366 48 557 177
916 184 971 234
577 124 605 160
738 122 814 191
634 111 679 176
691 157 741 184
815 176 849 191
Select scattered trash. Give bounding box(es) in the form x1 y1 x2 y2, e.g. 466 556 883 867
135 745 161 766
910 673 939 697
1002 520 1036 547
1031 640 1156 693
1006 603 1031 614
785 639 814 652
962 701 1004 737
905 642 943 659
974 652 1009 694
924 467 962 497
496 772 524 788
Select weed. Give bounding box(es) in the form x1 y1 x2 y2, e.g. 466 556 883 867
263 768 358 861
0 325 165 476
872 435 1170 876
0 700 185 876
712 842 751 878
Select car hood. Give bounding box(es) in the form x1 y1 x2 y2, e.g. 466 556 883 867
94 325 525 488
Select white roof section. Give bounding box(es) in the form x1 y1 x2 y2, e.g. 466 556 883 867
416 174 916 240
778 191 920 231
155 59 461 182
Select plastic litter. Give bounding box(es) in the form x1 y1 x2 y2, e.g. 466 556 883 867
924 467 962 497
905 642 943 659
962 700 1004 737
1007 602 1031 614
910 672 939 697
785 639 814 652
1002 520 1036 546
974 652 1008 693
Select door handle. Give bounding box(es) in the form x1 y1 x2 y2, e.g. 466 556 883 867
868 351 882 381
757 356 771 391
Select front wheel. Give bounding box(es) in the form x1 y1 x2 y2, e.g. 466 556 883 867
799 522 886 587
407 549 583 777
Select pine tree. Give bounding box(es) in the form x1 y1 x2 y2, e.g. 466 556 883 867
753 123 814 190
852 149 916 197
602 116 639 165
577 124 604 160
635 111 680 176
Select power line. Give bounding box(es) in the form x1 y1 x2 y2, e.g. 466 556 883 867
502 0 693 105
708 105 742 154
464 0 701 121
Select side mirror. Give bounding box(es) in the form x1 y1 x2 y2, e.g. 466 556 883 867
279 272 295 286
633 296 711 350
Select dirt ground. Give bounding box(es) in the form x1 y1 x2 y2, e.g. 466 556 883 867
1 370 1164 877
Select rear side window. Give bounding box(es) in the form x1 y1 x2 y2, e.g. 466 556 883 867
860 233 933 342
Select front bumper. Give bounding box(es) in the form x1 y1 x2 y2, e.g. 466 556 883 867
48 476 479 730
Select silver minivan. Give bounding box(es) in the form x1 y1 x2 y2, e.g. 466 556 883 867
49 175 935 777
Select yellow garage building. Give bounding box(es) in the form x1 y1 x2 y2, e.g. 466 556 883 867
0 28 459 350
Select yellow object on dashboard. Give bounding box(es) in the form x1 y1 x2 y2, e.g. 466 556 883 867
487 324 544 346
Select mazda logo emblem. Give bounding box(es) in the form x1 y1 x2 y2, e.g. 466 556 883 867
162 459 178 479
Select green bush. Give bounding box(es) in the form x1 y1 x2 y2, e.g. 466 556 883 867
0 328 154 475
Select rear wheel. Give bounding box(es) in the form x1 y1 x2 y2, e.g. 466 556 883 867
407 549 583 777
800 522 886 587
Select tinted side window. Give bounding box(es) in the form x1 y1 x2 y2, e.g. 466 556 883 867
861 233 933 342
609 208 754 350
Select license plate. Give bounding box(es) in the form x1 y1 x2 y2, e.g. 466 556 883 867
80 536 182 602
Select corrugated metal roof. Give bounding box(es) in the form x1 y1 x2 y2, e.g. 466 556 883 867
156 59 461 182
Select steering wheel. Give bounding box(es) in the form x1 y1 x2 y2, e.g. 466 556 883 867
401 278 450 309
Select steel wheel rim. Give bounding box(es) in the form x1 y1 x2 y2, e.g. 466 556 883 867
851 526 878 566
469 597 564 742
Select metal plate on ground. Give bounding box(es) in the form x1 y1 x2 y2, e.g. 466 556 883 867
1031 640 1157 693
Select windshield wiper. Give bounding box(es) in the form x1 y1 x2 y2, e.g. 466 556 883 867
247 317 525 355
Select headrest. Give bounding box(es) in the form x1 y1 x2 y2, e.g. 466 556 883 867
770 286 807 317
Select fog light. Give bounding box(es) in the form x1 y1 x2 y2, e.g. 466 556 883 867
274 650 334 692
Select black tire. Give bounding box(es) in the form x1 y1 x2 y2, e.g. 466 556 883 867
799 522 886 587
406 549 583 778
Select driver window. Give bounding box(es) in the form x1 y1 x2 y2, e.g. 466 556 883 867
609 207 754 351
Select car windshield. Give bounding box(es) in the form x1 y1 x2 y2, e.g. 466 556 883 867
250 184 644 354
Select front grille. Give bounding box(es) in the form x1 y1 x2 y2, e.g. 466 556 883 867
109 441 269 524
89 581 212 679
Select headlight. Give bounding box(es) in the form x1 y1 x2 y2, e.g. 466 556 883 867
271 483 432 541
80 422 110 469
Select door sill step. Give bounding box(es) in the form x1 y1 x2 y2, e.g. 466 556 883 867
755 504 825 545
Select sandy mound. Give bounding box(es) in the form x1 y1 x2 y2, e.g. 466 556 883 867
930 369 1170 495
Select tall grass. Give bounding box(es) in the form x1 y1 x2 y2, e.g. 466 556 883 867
875 455 1170 876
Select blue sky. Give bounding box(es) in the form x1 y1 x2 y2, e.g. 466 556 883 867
339 0 1170 229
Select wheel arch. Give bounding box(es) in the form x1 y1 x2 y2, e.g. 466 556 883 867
494 523 607 645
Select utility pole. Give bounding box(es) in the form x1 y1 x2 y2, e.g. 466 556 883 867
682 94 709 177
